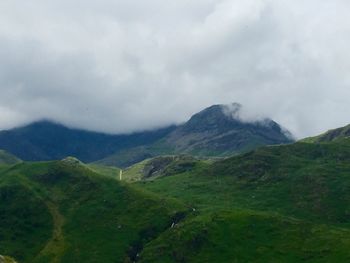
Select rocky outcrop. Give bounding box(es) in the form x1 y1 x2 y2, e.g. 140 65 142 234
0 255 17 263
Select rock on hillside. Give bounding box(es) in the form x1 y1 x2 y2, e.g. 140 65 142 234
0 255 17 263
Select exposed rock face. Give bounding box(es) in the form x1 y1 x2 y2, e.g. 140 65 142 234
162 104 293 156
97 103 294 167
142 155 197 179
0 255 17 263
61 156 83 166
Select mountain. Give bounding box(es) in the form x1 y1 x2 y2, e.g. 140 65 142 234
161 103 293 155
0 158 186 262
98 103 294 167
0 150 21 165
0 104 293 166
0 121 176 162
302 123 350 143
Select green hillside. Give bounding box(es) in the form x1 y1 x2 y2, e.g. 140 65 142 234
87 163 121 179
122 155 200 182
140 139 350 223
2 127 350 262
0 159 186 263
0 150 21 165
302 124 350 143
131 138 350 262
140 211 350 263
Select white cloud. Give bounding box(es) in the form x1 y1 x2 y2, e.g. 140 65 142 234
0 0 350 137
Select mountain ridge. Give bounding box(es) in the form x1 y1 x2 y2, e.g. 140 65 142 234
0 104 293 166
98 103 294 167
0 120 176 162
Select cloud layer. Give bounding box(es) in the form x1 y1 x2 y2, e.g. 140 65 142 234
0 0 350 138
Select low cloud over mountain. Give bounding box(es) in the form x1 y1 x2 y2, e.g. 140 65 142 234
1 0 350 138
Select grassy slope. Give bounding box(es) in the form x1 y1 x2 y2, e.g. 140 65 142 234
141 211 350 263
0 165 52 262
0 161 186 263
123 159 151 182
140 140 350 224
87 163 121 179
134 139 350 262
0 150 21 165
2 133 350 262
122 155 201 183
302 124 350 143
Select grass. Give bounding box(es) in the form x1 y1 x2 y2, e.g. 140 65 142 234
301 125 350 143
0 150 21 165
87 163 121 179
139 141 350 225
140 210 350 263
0 160 187 263
3 135 350 262
127 139 350 262
123 159 151 182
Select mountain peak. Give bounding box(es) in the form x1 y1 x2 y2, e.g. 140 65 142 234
192 103 242 120
162 103 294 157
0 103 294 166
183 103 252 133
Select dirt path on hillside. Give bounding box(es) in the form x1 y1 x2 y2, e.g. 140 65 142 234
35 200 65 263
16 174 65 263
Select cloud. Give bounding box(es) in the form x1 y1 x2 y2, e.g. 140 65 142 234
0 0 350 138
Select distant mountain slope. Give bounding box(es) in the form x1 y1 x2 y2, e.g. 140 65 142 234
0 104 293 166
0 159 186 262
0 150 21 165
0 121 176 162
161 104 293 155
98 104 294 167
302 124 350 143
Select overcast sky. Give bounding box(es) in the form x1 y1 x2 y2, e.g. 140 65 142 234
0 0 350 138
